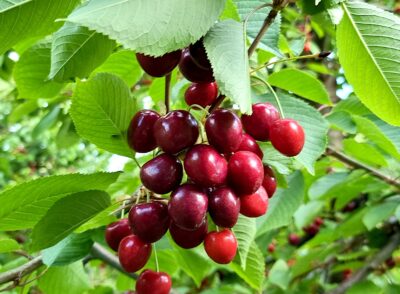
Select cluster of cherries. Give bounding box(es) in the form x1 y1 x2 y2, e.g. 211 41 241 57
104 40 305 293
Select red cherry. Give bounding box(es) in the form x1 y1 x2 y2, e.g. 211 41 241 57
136 269 172 294
288 233 301 246
105 219 132 251
128 202 170 243
204 229 237 264
153 110 199 154
342 269 352 281
118 235 152 273
189 39 212 70
184 144 228 187
241 103 280 141
228 151 264 195
385 258 396 269
184 82 218 107
136 50 182 77
169 219 208 249
208 187 240 228
270 119 305 157
127 110 160 153
303 223 319 236
236 133 263 159
313 217 324 227
206 109 243 153
268 243 275 253
262 165 277 198
240 186 269 217
179 48 214 83
303 42 311 53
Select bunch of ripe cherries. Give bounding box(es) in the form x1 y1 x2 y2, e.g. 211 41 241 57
104 40 305 294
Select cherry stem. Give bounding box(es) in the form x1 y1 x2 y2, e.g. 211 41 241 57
164 73 171 113
252 75 285 118
120 200 126 218
216 226 220 232
132 156 142 169
154 243 160 272
188 104 210 116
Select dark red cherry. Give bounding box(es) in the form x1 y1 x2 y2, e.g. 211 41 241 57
153 110 199 154
228 151 264 195
105 219 132 251
128 202 170 243
208 187 240 228
313 217 324 227
288 233 301 246
179 48 214 83
189 39 212 70
118 235 152 273
262 165 277 198
303 223 319 236
268 243 276 253
136 269 172 294
270 119 305 157
241 103 280 141
184 144 228 187
168 184 208 230
140 154 182 194
205 109 243 153
184 82 218 107
136 50 182 77
240 186 269 217
127 110 160 153
169 219 208 249
237 133 263 159
204 229 237 264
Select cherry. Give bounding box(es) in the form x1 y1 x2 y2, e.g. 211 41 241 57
205 109 243 153
105 219 132 251
204 229 237 264
136 50 182 77
184 82 218 107
385 257 396 269
129 202 169 243
236 133 263 159
169 219 208 249
313 217 324 227
241 103 280 141
208 187 240 228
118 235 152 273
240 186 269 217
127 110 160 153
136 269 172 294
342 269 352 281
303 223 319 237
153 110 199 154
270 119 305 157
168 184 208 230
288 233 301 246
184 144 228 187
228 151 264 195
140 154 182 194
262 165 277 198
268 243 276 253
179 48 214 83
189 39 212 70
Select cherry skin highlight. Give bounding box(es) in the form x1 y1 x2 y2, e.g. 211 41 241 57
184 82 218 107
184 144 228 187
179 48 214 83
140 153 182 194
118 235 152 273
262 165 277 198
236 133 264 159
204 229 238 264
270 119 305 157
136 269 172 294
136 50 181 77
208 187 240 228
240 186 269 217
127 110 160 153
105 218 132 251
169 219 208 249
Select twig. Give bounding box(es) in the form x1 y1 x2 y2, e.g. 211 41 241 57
165 73 171 113
208 94 226 113
0 256 43 285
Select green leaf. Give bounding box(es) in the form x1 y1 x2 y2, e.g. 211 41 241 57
308 172 348 200
294 201 324 230
343 138 388 167
8 99 38 123
144 249 179 275
0 238 21 253
268 69 331 105
0 172 119 231
362 201 399 230
67 0 225 56
70 73 136 157
336 1 400 126
14 42 64 99
49 22 116 82
257 172 304 236
348 281 381 294
204 20 251 114
42 233 93 266
269 260 291 290
32 106 61 138
220 0 240 21
75 203 118 233
230 242 265 291
31 190 110 251
0 0 80 54
326 111 357 134
38 262 90 294
259 142 294 175
232 215 256 267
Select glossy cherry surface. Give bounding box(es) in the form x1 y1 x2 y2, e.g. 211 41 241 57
129 202 170 243
184 82 218 107
262 165 277 198
184 144 228 187
179 48 214 83
204 229 237 264
205 109 243 153
208 187 240 228
118 235 152 273
168 184 208 230
270 119 305 157
228 151 264 195
140 154 182 194
288 233 301 246
189 39 212 70
240 186 269 217
127 110 160 153
105 218 132 251
241 103 280 141
136 269 172 294
153 110 199 154
136 50 182 77
236 133 263 159
169 219 208 249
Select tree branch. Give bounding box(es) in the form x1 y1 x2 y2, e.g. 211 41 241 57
326 232 400 294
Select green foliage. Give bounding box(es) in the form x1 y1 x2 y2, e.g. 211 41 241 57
0 238 21 253
232 215 257 267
